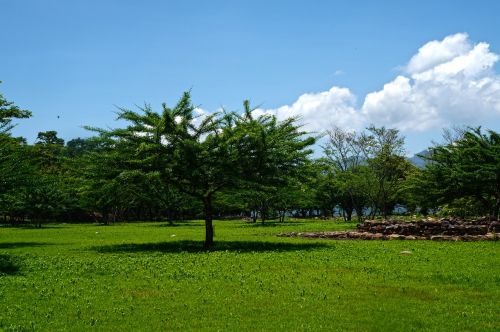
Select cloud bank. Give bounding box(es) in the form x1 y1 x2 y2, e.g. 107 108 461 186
257 33 500 133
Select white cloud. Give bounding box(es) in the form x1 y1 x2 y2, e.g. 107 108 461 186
256 33 500 134
255 87 362 133
362 34 500 131
405 33 472 74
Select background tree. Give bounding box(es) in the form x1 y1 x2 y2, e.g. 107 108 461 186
0 82 31 135
417 128 500 219
0 83 32 224
322 127 376 220
361 126 412 218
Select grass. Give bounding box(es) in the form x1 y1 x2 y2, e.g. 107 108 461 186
0 219 499 331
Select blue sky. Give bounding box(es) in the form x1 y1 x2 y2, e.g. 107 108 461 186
1 0 500 154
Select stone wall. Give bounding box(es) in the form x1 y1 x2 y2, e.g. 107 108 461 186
279 217 499 241
356 217 499 236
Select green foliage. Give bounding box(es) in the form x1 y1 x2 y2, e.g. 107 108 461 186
412 128 500 218
0 81 498 229
320 126 413 220
0 81 31 135
0 254 20 275
92 93 315 245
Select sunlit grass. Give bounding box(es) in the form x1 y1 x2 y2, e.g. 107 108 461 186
0 219 498 331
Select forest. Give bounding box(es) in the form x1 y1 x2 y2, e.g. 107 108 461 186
1 85 499 246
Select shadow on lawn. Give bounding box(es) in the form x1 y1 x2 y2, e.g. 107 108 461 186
153 222 202 228
93 240 330 254
0 254 21 275
0 242 52 249
0 224 71 230
244 221 307 227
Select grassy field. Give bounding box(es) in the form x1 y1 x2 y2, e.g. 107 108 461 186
0 219 499 331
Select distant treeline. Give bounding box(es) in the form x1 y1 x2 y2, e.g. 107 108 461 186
1 85 499 246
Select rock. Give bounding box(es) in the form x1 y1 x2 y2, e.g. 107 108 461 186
278 219 499 241
489 221 500 232
399 251 412 255
484 233 497 240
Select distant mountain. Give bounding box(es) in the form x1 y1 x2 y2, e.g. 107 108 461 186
408 150 430 168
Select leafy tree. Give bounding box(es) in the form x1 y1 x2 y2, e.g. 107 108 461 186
19 131 76 227
232 101 316 223
0 82 31 135
274 173 317 222
95 93 314 247
418 128 500 219
361 126 412 218
321 125 413 219
0 138 34 223
398 166 436 216
0 84 32 223
322 127 375 220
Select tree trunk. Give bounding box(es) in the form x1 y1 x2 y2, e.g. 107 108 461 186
203 196 214 248
279 210 285 222
252 209 257 223
346 208 352 221
494 190 500 220
369 204 377 219
167 209 173 225
355 206 364 222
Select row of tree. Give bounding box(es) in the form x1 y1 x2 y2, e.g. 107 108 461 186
1 85 499 246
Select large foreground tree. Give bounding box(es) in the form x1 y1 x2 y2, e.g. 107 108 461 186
93 93 314 247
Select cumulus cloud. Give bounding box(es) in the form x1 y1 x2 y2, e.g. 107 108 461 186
256 33 500 134
405 33 472 74
254 87 362 133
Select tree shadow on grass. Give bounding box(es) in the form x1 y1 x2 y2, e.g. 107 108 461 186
92 240 330 254
0 254 21 275
0 224 71 230
244 221 307 228
153 222 202 228
0 242 52 249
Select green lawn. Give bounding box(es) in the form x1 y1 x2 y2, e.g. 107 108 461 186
0 220 499 331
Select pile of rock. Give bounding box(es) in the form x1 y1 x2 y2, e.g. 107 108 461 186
279 217 499 241
357 217 499 236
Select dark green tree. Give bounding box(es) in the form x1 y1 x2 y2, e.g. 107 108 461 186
418 128 500 218
94 93 314 247
0 82 31 135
